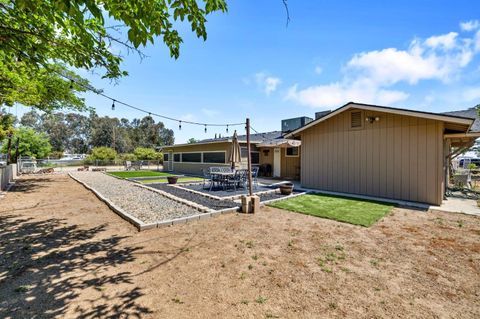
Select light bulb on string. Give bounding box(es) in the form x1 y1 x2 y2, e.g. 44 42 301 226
111 100 115 110
179 121 182 130
204 125 207 133
226 125 229 134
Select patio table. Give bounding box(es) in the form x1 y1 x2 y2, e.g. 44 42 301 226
210 171 235 190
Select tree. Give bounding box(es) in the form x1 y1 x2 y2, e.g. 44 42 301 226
1 127 51 159
133 147 162 160
0 108 15 140
90 115 132 153
129 115 174 148
87 146 117 161
1 0 227 78
187 138 200 144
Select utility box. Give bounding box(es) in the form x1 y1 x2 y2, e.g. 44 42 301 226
281 116 313 133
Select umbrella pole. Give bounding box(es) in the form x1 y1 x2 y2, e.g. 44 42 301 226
246 118 253 197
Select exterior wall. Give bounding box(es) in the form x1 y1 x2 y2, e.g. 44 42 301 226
163 142 231 176
281 147 301 180
300 108 445 205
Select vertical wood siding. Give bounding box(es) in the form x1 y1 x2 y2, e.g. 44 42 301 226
300 109 444 205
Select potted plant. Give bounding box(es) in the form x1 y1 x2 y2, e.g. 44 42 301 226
279 182 294 195
167 176 178 184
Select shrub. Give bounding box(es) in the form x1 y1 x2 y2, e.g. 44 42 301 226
119 153 138 161
87 147 117 161
49 151 64 159
133 147 162 161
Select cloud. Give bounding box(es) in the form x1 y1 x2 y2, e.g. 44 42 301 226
314 66 323 74
460 20 480 32
286 80 409 108
254 72 281 95
462 87 480 102
286 27 479 108
201 108 219 117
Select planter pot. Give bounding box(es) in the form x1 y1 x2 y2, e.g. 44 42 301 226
279 183 294 195
167 176 178 184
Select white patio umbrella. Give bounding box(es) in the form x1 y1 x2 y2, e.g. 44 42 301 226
229 130 242 169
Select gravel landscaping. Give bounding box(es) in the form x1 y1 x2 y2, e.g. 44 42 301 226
146 183 240 210
70 172 200 224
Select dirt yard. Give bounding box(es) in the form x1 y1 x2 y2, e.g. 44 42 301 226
1 174 479 318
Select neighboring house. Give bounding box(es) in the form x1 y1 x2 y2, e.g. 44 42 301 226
285 102 480 205
161 117 310 179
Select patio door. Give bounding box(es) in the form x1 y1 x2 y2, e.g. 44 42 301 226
273 148 281 177
165 151 173 171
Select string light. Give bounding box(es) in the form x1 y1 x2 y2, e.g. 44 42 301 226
179 121 182 130
49 67 245 131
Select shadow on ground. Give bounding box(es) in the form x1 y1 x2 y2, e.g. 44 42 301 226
0 214 151 318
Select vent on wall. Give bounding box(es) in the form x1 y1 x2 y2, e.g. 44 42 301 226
351 111 363 128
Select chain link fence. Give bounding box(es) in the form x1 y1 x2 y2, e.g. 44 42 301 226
17 158 163 174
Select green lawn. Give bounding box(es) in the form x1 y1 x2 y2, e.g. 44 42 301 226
108 170 175 179
268 193 394 227
140 177 204 184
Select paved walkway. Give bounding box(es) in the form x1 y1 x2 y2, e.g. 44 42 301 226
430 197 480 216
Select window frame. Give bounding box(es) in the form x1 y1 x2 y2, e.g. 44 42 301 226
285 146 300 157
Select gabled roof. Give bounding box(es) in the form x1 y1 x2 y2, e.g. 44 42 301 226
285 102 476 138
442 107 480 133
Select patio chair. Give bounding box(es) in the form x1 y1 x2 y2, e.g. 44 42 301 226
209 167 222 191
251 166 259 189
201 168 213 190
226 169 248 191
124 161 132 171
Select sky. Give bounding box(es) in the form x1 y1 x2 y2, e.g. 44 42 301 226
13 0 480 143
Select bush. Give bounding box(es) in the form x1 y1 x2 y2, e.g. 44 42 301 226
133 147 162 161
49 151 64 159
87 147 117 161
119 153 138 161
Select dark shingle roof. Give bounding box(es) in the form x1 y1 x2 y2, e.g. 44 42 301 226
442 107 480 132
186 131 284 145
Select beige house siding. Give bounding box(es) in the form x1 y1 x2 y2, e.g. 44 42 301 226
163 142 231 176
281 148 301 179
300 108 445 205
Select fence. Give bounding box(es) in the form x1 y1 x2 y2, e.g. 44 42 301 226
17 158 163 174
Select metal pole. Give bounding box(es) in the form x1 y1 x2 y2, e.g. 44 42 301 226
246 118 253 197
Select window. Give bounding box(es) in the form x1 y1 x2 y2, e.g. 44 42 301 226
173 153 181 162
286 147 299 157
163 153 169 162
203 152 226 164
241 148 260 164
251 152 260 164
181 152 201 163
350 111 363 129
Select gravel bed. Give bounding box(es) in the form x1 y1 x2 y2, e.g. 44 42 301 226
182 184 273 198
147 183 240 210
70 172 200 224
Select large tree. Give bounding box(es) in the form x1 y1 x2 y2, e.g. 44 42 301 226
1 0 228 112
1 127 51 159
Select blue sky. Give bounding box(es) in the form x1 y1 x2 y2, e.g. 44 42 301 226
15 0 480 143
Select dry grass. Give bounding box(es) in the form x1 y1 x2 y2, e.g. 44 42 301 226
1 174 479 318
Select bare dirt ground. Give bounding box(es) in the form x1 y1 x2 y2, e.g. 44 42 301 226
1 174 479 319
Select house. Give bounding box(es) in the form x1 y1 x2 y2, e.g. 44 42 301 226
285 102 480 205
162 116 310 179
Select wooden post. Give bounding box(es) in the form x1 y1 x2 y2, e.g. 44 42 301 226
6 133 12 165
14 137 20 163
246 118 253 197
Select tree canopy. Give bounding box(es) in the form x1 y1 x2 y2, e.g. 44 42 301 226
1 126 51 159
1 0 227 111
1 0 227 78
